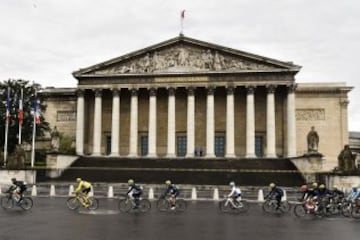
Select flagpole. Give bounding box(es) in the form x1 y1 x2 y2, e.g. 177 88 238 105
180 10 185 35
31 91 37 168
4 87 10 167
18 88 23 145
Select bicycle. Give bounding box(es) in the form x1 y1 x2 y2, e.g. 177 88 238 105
1 190 33 211
156 194 187 212
218 196 250 214
262 197 291 214
350 199 360 219
118 195 151 213
293 198 327 218
66 192 99 210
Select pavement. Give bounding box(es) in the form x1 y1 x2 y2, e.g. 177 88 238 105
0 198 358 240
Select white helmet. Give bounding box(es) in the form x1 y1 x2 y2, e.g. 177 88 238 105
229 181 235 186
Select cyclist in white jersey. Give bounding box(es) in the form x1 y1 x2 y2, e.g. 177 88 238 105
228 181 242 203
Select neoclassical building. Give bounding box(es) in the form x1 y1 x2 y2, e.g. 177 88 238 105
43 35 352 171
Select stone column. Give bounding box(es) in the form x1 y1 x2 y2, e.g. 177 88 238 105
246 86 256 158
287 84 297 157
266 85 277 158
186 87 195 157
128 88 138 157
167 87 176 157
76 89 85 155
92 89 102 156
110 89 120 156
225 86 236 158
148 88 157 157
206 86 215 157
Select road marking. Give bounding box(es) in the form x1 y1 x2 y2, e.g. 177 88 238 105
78 209 120 215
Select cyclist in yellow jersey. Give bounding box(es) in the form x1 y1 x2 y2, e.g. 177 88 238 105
74 178 92 207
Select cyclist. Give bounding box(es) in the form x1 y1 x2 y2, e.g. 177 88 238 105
74 178 92 207
265 183 284 210
347 186 360 201
164 180 180 210
9 178 27 202
127 179 143 208
314 184 333 213
228 181 242 205
331 185 345 200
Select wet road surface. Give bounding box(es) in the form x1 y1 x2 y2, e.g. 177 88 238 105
0 198 358 240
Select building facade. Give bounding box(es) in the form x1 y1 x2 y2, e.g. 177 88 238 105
43 35 352 171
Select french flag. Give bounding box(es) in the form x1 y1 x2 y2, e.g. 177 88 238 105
18 89 24 125
5 88 10 124
34 94 41 125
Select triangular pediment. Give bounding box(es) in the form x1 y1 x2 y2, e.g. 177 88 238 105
73 35 301 77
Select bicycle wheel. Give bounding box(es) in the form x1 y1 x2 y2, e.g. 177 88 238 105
351 206 360 219
175 199 187 212
280 201 291 213
156 198 169 212
139 199 151 213
1 196 14 209
236 200 250 213
66 197 80 210
118 199 132 213
341 203 352 217
294 204 307 217
88 197 99 210
219 199 231 213
20 197 33 210
262 200 273 213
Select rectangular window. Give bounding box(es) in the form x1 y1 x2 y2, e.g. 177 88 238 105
106 136 111 155
141 135 148 156
177 136 187 157
255 136 264 157
215 136 225 157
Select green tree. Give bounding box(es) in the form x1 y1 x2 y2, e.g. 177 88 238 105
0 79 50 154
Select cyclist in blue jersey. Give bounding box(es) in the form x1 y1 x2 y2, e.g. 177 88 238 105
164 180 180 210
127 179 143 208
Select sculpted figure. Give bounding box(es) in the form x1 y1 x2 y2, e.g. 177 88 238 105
307 126 319 152
51 126 60 152
202 50 213 70
177 48 189 66
213 51 223 70
153 52 165 70
338 145 355 172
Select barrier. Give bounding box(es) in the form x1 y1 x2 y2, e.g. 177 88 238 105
50 185 56 196
69 185 74 196
282 190 287 201
148 188 154 200
108 186 114 198
213 188 219 200
31 185 37 196
89 187 94 197
191 187 197 200
257 189 264 202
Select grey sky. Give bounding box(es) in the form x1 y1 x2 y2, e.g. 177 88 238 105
1 0 359 131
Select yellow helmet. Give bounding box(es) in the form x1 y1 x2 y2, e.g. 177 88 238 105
165 180 171 185
128 179 134 185
312 182 318 188
76 178 82 182
269 183 276 188
333 185 338 190
319 184 325 189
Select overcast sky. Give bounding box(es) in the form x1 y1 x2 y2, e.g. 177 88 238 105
1 0 360 131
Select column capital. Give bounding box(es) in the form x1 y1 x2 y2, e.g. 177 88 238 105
149 87 157 96
207 86 215 95
112 88 120 96
130 88 138 96
266 85 277 93
246 85 256 94
94 89 102 97
340 99 349 107
168 87 176 96
187 87 195 95
76 89 84 97
287 83 297 93
226 85 235 94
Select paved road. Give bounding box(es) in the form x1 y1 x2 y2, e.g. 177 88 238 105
0 198 358 240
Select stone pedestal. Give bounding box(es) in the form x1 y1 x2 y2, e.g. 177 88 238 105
291 152 324 183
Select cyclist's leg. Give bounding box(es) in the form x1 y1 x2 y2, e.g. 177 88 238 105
82 188 91 206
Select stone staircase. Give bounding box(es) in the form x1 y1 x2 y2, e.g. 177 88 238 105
37 157 305 187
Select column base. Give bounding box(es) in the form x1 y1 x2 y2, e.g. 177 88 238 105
127 153 138 158
146 154 158 158
225 154 236 158
185 153 194 158
91 152 102 157
109 153 120 157
245 154 257 158
166 154 177 158
76 151 84 156
205 154 216 158
266 154 277 158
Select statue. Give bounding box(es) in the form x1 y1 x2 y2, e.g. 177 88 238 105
337 145 356 172
51 126 60 152
307 126 319 153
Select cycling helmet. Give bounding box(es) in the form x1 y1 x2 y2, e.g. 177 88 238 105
269 183 276 188
229 181 235 186
319 184 325 189
165 180 171 185
11 178 16 182
312 182 318 188
76 178 82 182
300 184 308 192
128 179 134 185
332 185 338 190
